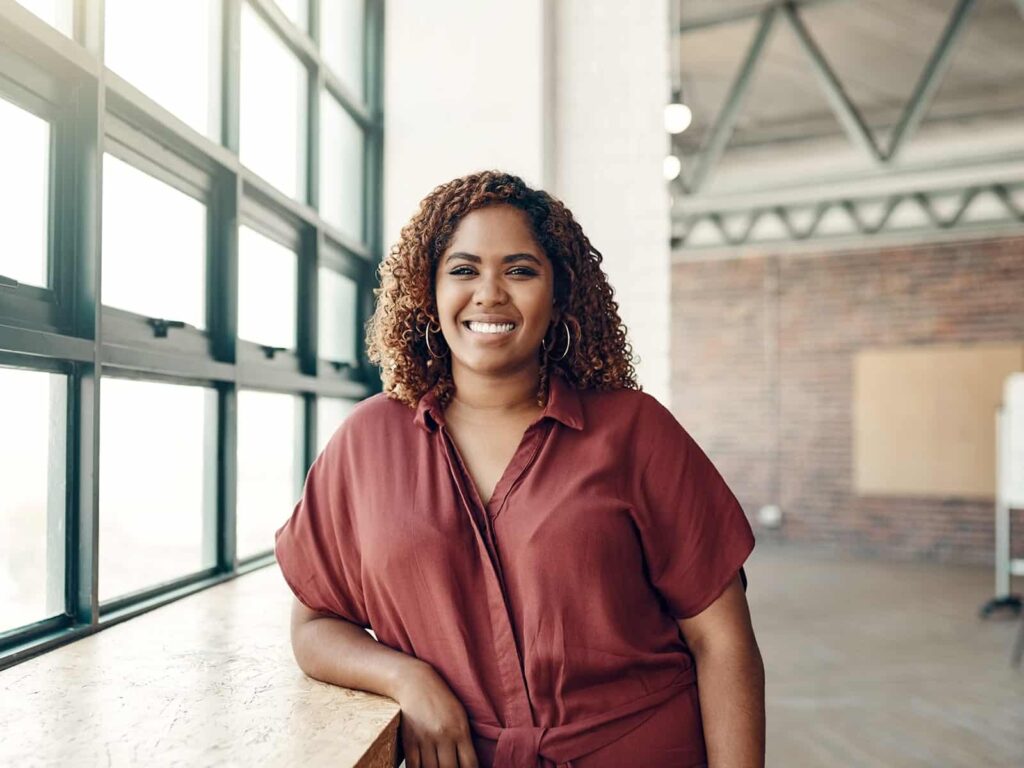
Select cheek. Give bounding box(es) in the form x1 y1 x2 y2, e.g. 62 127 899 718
433 282 462 315
522 289 554 323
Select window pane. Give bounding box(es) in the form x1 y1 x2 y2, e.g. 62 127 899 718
318 266 358 363
240 2 307 200
316 397 358 456
320 92 364 241
320 0 364 101
0 96 49 288
101 154 207 328
237 390 300 559
238 226 297 350
0 367 66 633
14 0 73 35
99 378 213 603
104 0 222 139
274 0 307 30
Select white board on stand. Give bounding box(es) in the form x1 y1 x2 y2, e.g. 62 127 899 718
1002 373 1024 509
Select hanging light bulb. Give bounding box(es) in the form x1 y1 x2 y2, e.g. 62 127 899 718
665 89 692 135
663 155 682 181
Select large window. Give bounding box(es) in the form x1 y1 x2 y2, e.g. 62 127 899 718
0 0 382 668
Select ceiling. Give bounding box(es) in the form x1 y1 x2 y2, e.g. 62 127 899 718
673 0 1024 152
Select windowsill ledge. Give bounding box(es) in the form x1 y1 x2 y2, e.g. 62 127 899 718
0 566 400 767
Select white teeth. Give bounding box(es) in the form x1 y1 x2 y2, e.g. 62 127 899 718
466 321 516 334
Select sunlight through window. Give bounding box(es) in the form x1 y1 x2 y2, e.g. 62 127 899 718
320 92 364 241
98 378 213 603
237 390 301 559
101 154 207 328
0 367 66 633
104 0 222 139
240 2 307 200
0 96 49 288
238 225 297 350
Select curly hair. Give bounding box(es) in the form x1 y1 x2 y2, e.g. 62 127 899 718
364 170 641 410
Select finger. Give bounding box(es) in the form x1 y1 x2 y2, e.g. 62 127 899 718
420 742 439 768
405 741 421 768
456 738 480 768
436 739 459 768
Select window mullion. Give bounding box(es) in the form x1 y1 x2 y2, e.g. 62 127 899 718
67 51 104 624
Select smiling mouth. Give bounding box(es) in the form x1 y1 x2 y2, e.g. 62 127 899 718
463 321 518 335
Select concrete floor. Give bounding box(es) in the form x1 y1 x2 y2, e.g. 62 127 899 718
747 543 1024 767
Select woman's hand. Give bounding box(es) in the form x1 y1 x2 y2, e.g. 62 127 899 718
394 663 480 768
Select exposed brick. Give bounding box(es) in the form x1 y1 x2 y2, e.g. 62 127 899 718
671 236 1024 566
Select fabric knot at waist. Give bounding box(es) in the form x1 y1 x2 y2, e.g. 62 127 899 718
469 665 696 768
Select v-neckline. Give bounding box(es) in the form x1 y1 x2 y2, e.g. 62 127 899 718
441 417 549 517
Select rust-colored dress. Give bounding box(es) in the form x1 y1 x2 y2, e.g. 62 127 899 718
274 370 755 768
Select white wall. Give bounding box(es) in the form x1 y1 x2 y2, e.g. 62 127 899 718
383 0 672 403
551 0 671 402
383 0 548 247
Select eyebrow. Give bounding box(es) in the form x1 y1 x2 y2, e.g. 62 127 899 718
444 251 543 266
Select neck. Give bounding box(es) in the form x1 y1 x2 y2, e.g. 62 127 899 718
447 364 543 419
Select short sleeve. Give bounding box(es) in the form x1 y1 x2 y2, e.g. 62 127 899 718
274 428 371 629
629 394 755 620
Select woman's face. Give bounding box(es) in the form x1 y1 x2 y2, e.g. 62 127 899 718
434 204 556 380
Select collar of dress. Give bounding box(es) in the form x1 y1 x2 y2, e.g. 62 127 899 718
413 370 585 434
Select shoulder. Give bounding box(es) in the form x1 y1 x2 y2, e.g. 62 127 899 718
345 391 413 426
580 386 674 428
320 391 417 455
580 387 691 462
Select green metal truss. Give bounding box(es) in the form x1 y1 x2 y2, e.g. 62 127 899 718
670 0 1024 251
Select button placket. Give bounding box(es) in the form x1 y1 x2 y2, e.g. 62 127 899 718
437 427 535 728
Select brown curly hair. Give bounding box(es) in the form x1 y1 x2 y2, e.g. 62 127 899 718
364 170 640 410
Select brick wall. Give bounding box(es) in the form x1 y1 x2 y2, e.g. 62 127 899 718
671 235 1024 565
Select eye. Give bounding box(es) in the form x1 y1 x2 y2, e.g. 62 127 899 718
447 266 538 277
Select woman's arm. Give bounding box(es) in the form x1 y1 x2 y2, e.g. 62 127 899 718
676 573 765 768
290 598 481 768
290 596 428 698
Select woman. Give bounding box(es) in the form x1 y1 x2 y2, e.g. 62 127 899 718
275 171 765 768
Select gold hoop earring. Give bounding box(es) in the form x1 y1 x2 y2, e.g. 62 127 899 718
425 320 449 358
541 319 571 361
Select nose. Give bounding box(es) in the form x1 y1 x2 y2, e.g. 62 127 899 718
473 272 509 305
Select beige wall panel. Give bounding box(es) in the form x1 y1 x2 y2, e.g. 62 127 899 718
854 344 1024 498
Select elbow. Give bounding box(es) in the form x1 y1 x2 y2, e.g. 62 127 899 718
289 601 328 679
289 616 314 674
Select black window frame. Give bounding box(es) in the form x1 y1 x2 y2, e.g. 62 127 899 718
0 0 384 670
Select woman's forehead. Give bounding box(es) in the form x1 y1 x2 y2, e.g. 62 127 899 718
444 206 542 255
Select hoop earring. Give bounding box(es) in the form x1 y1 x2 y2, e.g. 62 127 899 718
425 320 449 358
541 319 571 361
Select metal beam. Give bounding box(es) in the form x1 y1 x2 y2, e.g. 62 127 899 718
782 2 884 164
678 0 840 33
684 6 777 193
676 182 1024 251
674 219 1024 260
885 0 976 161
672 150 1024 215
